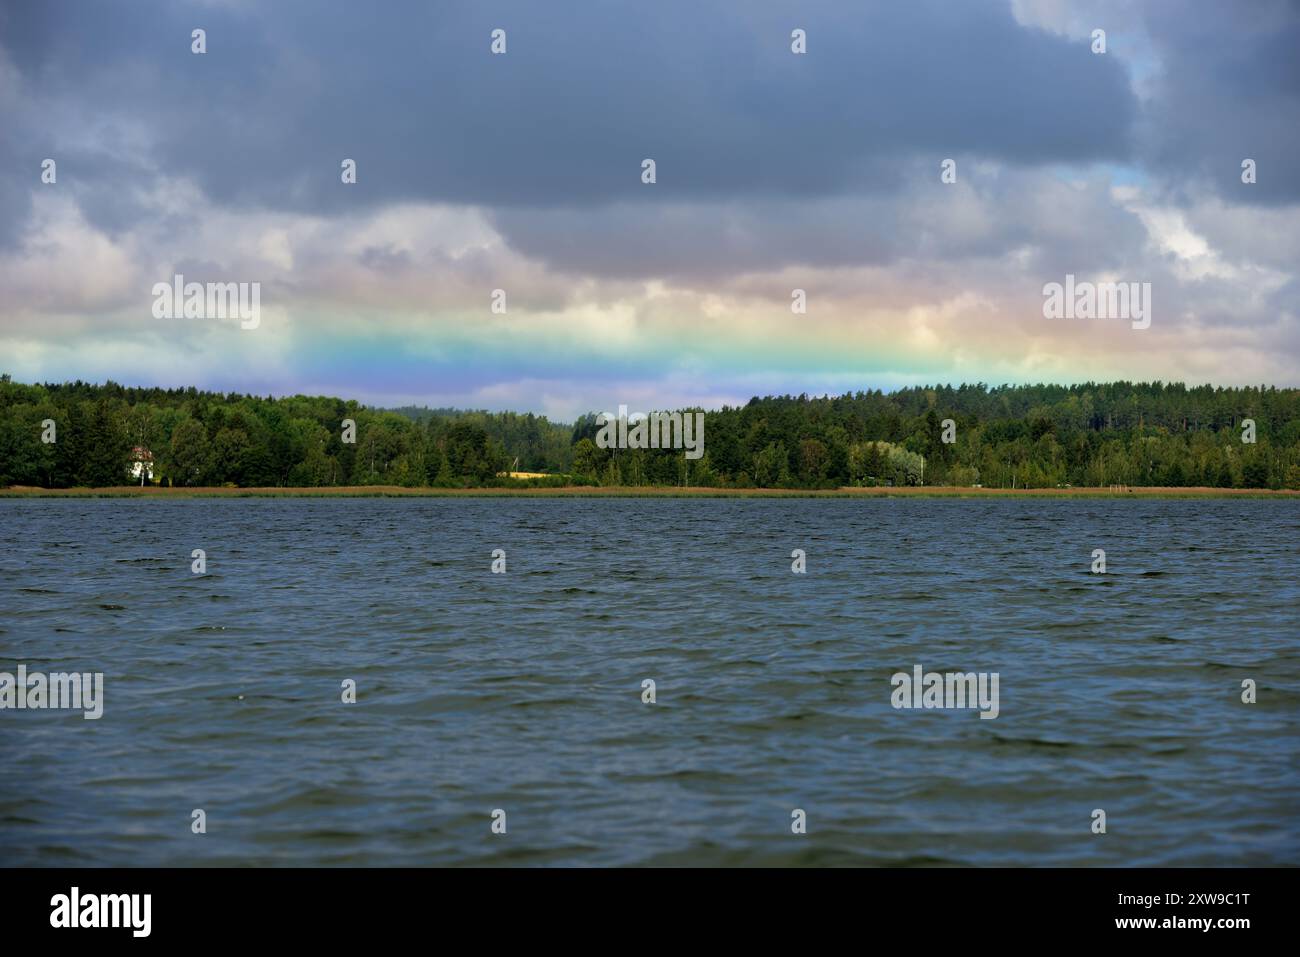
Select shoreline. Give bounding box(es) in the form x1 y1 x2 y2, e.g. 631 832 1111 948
3 485 1298 499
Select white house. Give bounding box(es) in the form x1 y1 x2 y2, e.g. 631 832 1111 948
128 446 154 483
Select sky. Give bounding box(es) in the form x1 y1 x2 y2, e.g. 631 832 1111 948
0 0 1297 421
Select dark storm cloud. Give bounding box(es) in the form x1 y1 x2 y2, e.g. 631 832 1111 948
488 171 1152 281
1 0 1135 233
1138 0 1300 206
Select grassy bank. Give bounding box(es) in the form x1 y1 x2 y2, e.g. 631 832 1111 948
3 485 1298 499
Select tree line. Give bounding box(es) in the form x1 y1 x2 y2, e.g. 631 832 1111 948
567 383 1300 490
1 375 1297 489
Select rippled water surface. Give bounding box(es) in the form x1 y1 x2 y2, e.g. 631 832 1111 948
1 498 1297 866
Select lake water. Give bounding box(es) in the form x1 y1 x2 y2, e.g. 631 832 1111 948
1 498 1297 866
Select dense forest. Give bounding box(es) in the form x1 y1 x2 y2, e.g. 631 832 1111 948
1 375 1298 489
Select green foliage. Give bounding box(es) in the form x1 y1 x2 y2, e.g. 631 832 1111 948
569 383 1300 490
0 379 542 488
2 378 1298 489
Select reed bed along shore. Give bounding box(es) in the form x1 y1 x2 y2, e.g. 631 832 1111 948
4 485 1297 499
